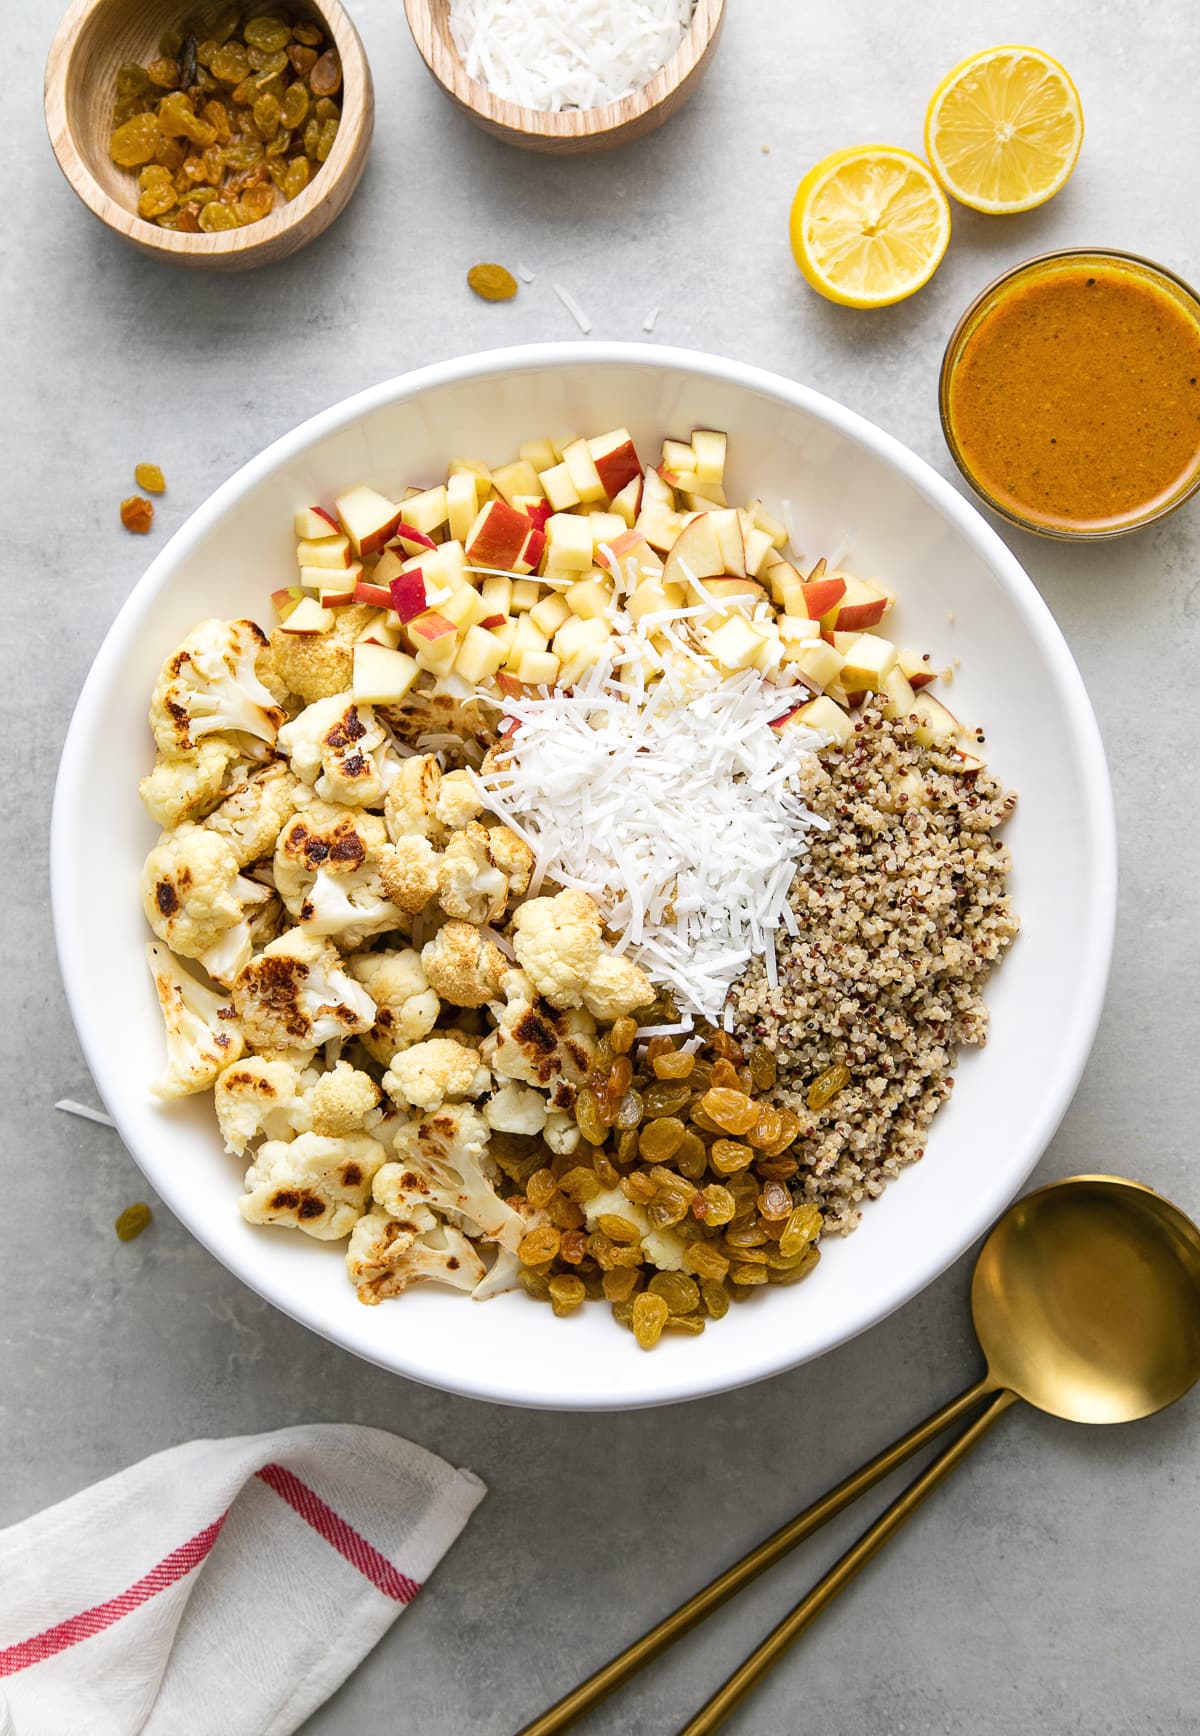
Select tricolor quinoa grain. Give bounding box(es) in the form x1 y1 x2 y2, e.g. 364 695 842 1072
732 709 1018 1233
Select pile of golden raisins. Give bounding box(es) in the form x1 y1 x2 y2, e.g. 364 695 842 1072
499 1023 825 1350
109 8 342 232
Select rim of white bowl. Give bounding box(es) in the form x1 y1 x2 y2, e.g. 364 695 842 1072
51 343 1118 1410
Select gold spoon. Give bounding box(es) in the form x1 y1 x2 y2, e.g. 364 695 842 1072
519 1176 1200 1736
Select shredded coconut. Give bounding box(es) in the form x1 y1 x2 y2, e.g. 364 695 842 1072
55 1099 115 1128
552 283 593 334
449 0 694 112
642 306 660 333
473 655 828 1019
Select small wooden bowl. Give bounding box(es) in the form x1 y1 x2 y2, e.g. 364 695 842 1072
403 0 725 154
44 0 374 270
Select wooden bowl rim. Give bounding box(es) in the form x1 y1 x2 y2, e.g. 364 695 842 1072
43 0 372 259
403 0 725 142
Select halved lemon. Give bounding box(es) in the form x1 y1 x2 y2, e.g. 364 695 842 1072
925 45 1084 213
789 146 952 309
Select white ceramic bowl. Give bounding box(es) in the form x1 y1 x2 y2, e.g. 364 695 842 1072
52 344 1116 1410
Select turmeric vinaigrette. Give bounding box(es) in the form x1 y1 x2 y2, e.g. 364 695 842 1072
944 255 1200 534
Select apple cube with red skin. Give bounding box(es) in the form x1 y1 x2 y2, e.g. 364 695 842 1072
515 526 546 574
799 577 848 624
466 499 534 571
294 505 340 539
395 486 449 537
279 598 334 634
335 486 405 559
831 574 892 631
587 429 642 497
271 585 305 621
690 429 727 485
609 475 643 527
352 644 419 704
491 460 544 505
663 514 725 592
898 648 937 690
392 521 437 555
454 625 508 684
910 692 961 747
561 438 606 504
389 570 429 623
296 534 353 570
354 582 396 610
785 696 856 747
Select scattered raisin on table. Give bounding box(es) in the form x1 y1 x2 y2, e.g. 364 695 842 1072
135 463 166 493
121 495 155 534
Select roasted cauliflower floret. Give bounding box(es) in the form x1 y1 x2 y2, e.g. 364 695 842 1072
348 948 440 1064
305 1060 382 1137
142 823 271 984
139 739 242 829
435 768 485 831
146 942 245 1099
214 1054 307 1155
377 835 441 915
544 1109 581 1156
511 890 654 1020
374 1102 525 1251
274 803 405 949
383 1036 492 1111
232 927 377 1051
480 969 595 1112
203 760 301 867
268 604 377 704
278 695 388 808
151 618 287 758
484 825 534 899
239 1131 387 1240
420 920 507 1008
346 1205 485 1303
482 1080 548 1137
436 823 511 923
383 753 444 843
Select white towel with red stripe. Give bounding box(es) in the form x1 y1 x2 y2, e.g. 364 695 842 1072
0 1424 486 1735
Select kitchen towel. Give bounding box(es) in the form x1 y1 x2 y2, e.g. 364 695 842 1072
0 1424 485 1735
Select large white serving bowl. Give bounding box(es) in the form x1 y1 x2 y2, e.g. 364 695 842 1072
52 344 1116 1410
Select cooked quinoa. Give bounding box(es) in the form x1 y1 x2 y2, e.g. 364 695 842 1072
731 708 1018 1234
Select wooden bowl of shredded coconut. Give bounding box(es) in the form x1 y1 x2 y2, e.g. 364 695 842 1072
402 0 725 153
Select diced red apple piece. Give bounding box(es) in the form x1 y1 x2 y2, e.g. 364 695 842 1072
479 614 507 631
515 525 546 574
353 581 394 609
296 534 353 570
663 514 724 592
334 486 403 559
588 429 642 497
510 579 541 612
800 577 848 623
279 598 334 634
465 499 534 570
293 505 340 539
318 579 359 607
545 513 593 573
396 486 449 537
409 611 457 644
561 437 606 504
515 650 561 687
439 586 489 629
392 520 438 555
271 585 305 621
879 664 917 719
480 574 513 617
609 475 643 527
831 573 892 631
786 696 856 747
389 569 429 623
690 429 727 485
708 508 746 577
352 644 419 704
491 459 544 506
519 438 558 475
839 634 898 691
898 648 938 690
783 639 844 690
703 615 770 671
538 462 581 511
565 577 613 620
454 624 508 684
703 578 766 602
910 692 962 747
446 472 478 544
743 526 775 578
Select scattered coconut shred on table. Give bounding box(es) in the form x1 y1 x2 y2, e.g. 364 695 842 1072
448 0 695 111
472 657 829 1025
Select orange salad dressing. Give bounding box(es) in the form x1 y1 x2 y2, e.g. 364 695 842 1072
946 258 1200 533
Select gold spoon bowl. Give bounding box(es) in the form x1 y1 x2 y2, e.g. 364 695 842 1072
521 1176 1200 1735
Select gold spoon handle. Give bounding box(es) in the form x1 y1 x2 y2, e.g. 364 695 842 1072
516 1375 996 1736
677 1388 1019 1736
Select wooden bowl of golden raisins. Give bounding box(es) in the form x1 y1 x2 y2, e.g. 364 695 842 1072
44 1 373 269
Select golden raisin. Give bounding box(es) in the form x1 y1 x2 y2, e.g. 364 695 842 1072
138 184 176 217
309 48 343 96
701 1087 759 1137
632 1291 669 1349
243 14 292 52
683 1242 731 1282
694 1183 736 1226
648 1271 699 1315
621 1171 657 1206
779 1202 823 1257
288 43 318 75
710 1058 741 1091
608 1055 633 1097
518 1224 561 1266
807 1063 851 1111
758 1180 793 1221
602 1268 640 1304
613 1089 643 1130
468 263 519 303
769 1245 821 1286
675 1130 708 1181
710 1139 755 1176
597 1213 641 1245
643 1081 692 1118
199 200 237 230
293 20 324 46
749 1045 777 1089
701 1280 730 1319
111 113 161 166
546 1194 585 1231
639 1118 685 1164
729 1262 769 1286
652 1050 694 1079
120 495 154 533
664 1313 706 1336
115 1202 152 1241
575 1085 605 1146
282 156 311 199
609 1016 637 1054
558 1166 602 1204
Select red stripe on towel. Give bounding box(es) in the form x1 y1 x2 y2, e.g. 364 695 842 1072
0 1513 227 1676
255 1463 421 1604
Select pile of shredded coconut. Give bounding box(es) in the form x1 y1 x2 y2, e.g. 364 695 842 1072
448 0 695 113
471 656 828 1024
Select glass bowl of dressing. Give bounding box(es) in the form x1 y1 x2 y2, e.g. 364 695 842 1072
940 248 1200 539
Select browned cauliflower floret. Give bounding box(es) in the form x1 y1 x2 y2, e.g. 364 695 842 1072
232 927 377 1051
141 823 271 983
214 1054 307 1155
511 890 654 1019
482 1080 547 1136
274 803 405 949
348 948 440 1064
268 604 377 704
420 920 507 1008
485 825 534 899
346 1205 485 1303
383 753 444 843
239 1131 387 1240
383 1036 492 1111
203 760 301 867
278 695 388 808
305 1060 382 1137
435 768 484 831
151 619 287 758
480 968 595 1112
377 835 441 915
146 942 245 1099
436 823 511 923
374 1103 525 1251
139 739 242 829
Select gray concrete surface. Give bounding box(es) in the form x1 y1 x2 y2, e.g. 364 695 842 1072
4 1 1199 1730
